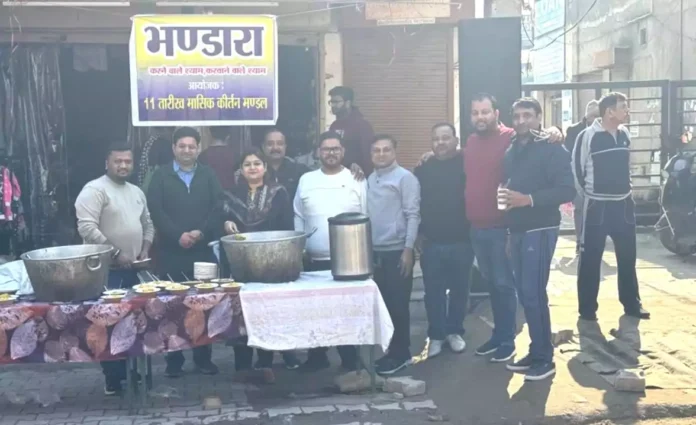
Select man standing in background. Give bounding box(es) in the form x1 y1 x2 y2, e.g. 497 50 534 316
329 86 375 176
261 128 310 200
75 143 154 395
294 131 367 372
147 126 223 377
199 126 237 192
572 92 650 321
414 123 473 359
367 134 421 375
565 100 600 254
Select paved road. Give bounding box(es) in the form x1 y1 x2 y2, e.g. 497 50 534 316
2 233 696 425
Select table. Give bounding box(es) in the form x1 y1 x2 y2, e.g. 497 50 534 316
0 292 244 406
0 292 244 364
0 272 394 404
240 271 394 352
240 271 395 391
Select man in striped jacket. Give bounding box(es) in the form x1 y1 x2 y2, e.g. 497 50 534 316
572 92 650 321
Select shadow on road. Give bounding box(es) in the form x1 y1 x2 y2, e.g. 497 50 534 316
568 318 644 424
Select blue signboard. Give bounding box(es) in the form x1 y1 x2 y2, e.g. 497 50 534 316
532 30 564 83
534 0 564 37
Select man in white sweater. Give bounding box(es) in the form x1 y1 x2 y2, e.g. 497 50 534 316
75 144 154 396
294 131 367 372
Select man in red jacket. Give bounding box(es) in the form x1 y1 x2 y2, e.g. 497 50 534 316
465 93 563 363
329 86 375 176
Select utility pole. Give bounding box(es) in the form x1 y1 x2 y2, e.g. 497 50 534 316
680 0 684 80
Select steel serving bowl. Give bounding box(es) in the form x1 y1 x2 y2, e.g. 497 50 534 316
21 244 113 302
220 231 308 283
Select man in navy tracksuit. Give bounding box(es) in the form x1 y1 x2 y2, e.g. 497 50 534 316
572 92 650 321
499 97 575 381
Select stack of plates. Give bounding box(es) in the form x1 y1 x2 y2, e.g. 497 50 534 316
194 262 218 280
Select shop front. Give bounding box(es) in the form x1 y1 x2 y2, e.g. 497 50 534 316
0 2 334 249
336 2 474 168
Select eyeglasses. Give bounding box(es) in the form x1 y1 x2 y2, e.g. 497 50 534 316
319 147 342 154
328 100 344 106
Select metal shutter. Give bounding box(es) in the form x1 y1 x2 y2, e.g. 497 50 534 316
342 26 452 169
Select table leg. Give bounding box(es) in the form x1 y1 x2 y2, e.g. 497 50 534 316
137 356 148 406
125 358 137 413
146 355 153 390
369 345 376 393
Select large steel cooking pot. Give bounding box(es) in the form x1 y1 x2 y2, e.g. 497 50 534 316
328 212 373 281
21 244 113 302
221 231 307 283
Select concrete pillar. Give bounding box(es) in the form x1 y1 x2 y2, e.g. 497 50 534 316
320 32 343 131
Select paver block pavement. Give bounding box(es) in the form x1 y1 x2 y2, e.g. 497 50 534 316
383 377 426 397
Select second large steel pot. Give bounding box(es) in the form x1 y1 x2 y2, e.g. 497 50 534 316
221 231 307 283
21 244 113 302
328 212 373 280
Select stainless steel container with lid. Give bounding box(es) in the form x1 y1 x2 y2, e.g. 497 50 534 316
328 212 373 280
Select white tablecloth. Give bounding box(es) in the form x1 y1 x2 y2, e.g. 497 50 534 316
239 271 394 352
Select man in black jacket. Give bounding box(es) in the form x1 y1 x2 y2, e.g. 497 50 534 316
564 100 599 252
499 98 575 382
147 126 223 377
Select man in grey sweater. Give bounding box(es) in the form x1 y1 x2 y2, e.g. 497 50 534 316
367 134 421 375
75 143 155 396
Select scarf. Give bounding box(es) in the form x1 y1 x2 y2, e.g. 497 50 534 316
222 183 286 231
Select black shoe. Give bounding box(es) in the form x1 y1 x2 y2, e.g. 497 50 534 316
165 366 184 378
104 380 123 396
506 354 534 372
300 357 330 373
626 307 650 320
579 313 598 322
375 356 410 376
282 353 301 370
195 362 219 375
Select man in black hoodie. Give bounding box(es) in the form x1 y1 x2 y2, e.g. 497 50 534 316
500 97 575 382
147 126 223 378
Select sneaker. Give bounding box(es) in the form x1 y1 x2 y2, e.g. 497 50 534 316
375 356 410 376
490 345 516 363
428 340 444 358
475 339 499 356
626 307 651 320
506 354 534 372
104 380 122 396
195 362 219 375
165 366 184 379
524 362 556 381
446 334 466 353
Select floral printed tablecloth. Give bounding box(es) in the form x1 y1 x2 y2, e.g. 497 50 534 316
0 292 244 364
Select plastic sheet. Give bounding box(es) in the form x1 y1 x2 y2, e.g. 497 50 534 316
0 46 66 248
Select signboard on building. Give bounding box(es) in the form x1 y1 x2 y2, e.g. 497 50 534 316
532 30 564 83
365 0 450 23
534 0 564 35
129 14 278 127
531 0 565 83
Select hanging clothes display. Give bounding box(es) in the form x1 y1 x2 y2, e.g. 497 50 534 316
0 46 66 249
0 157 28 256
